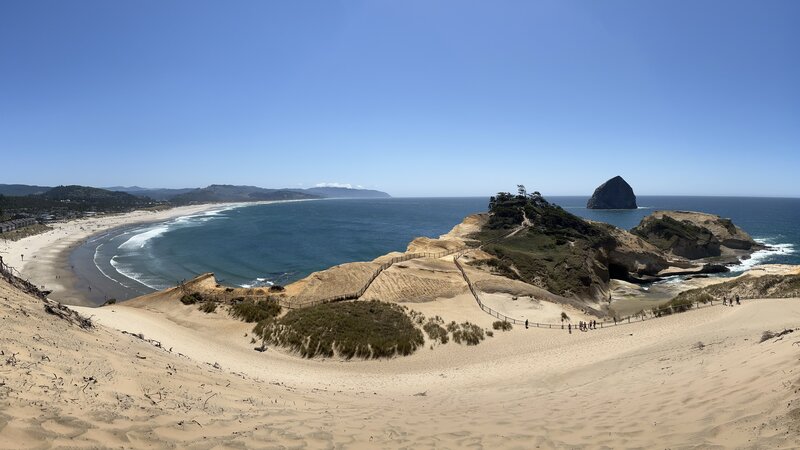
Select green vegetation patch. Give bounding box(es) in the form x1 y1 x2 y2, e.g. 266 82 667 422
656 274 800 317
449 322 485 345
475 190 616 298
671 274 800 305
180 292 204 305
229 298 281 323
423 318 449 344
492 320 513 331
631 215 720 258
254 300 424 359
0 223 52 242
198 301 217 314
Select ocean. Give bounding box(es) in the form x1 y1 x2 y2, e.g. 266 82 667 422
71 196 799 304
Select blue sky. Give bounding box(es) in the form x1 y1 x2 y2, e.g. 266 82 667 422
1 1 798 197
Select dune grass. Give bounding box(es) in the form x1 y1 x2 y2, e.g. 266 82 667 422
447 321 485 345
180 292 204 305
229 298 281 323
198 301 217 314
423 318 449 344
492 320 513 331
254 300 424 359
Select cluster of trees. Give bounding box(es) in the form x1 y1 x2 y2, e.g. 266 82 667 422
0 185 158 219
487 185 546 229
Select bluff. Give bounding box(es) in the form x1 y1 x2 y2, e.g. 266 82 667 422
631 211 765 260
587 176 637 209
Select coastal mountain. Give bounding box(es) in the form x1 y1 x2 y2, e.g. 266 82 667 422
2 183 392 202
103 186 196 201
302 186 391 198
40 185 155 209
0 184 51 196
168 185 319 205
587 176 637 209
0 185 154 216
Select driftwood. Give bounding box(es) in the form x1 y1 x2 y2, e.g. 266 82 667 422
43 301 93 329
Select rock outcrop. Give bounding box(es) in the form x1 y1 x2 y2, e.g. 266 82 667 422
631 211 765 260
587 176 637 209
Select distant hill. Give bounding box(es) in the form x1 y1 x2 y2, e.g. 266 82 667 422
3 183 391 204
168 185 318 205
0 184 52 196
303 187 391 198
104 186 197 201
0 185 155 217
40 185 153 207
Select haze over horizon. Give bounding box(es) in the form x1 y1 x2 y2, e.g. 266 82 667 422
2 1 798 197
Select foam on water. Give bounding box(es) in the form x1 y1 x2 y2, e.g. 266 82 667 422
109 256 165 290
107 206 237 290
727 239 796 273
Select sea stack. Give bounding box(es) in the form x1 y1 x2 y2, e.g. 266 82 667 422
587 176 637 209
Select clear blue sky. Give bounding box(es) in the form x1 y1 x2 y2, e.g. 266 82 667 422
1 1 798 197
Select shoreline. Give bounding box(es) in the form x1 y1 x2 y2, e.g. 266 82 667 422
0 200 306 306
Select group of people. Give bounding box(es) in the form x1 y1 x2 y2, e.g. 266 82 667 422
567 320 598 334
722 294 741 307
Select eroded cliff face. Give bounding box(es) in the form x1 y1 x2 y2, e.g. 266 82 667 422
587 176 637 209
631 211 764 260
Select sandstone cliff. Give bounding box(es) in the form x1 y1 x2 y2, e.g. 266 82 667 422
631 211 764 260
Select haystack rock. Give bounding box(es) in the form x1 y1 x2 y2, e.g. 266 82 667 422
587 176 637 209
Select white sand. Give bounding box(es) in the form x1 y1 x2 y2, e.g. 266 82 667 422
1 274 797 448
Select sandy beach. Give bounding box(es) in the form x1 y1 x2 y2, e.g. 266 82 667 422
0 270 797 448
0 202 313 306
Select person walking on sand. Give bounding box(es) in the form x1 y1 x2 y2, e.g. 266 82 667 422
568 323 572 334
525 319 529 329
736 294 740 305
723 297 727 306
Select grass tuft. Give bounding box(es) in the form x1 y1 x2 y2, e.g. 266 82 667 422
198 301 217 314
180 292 204 305
452 322 485 345
492 320 513 331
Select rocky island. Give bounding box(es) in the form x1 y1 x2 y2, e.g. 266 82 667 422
587 175 638 209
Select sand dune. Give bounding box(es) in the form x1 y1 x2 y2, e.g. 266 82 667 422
0 275 792 448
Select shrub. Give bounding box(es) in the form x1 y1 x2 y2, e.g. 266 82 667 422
229 298 281 323
423 320 449 344
253 300 424 359
180 292 204 305
446 321 459 333
486 330 494 337
654 296 694 316
492 320 513 331
452 322 485 345
198 301 217 314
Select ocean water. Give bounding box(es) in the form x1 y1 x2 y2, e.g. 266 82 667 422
74 196 799 303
